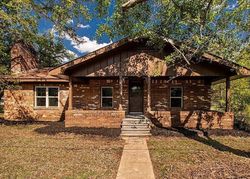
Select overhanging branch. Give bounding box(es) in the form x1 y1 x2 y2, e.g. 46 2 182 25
122 0 147 11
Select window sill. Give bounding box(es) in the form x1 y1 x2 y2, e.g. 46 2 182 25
34 107 60 110
170 107 183 111
101 107 114 110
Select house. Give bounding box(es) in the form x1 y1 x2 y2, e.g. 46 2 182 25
3 38 250 129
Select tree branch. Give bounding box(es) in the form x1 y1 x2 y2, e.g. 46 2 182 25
164 39 191 65
122 0 147 11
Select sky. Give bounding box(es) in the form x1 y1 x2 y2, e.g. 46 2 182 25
38 2 116 62
36 0 244 63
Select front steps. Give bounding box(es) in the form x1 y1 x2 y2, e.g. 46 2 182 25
121 115 152 137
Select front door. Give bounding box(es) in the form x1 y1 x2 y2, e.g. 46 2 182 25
129 79 144 113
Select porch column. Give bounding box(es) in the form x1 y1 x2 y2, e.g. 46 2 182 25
225 77 230 112
69 77 73 110
119 75 123 110
147 76 151 112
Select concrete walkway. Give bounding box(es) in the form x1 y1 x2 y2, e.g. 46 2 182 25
116 137 155 179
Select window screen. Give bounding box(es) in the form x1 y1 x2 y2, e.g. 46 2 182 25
101 87 113 108
35 87 59 108
170 87 182 108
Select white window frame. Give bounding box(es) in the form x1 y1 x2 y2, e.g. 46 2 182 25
170 87 183 108
35 86 59 108
101 87 113 108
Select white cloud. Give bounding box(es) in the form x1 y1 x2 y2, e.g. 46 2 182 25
67 19 74 24
71 36 111 53
77 24 90 29
61 49 78 63
63 34 111 53
49 25 111 54
67 49 78 57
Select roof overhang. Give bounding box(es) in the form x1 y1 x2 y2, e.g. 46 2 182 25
48 38 250 78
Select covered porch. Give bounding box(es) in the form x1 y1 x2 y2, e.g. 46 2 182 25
65 76 234 129
48 39 249 130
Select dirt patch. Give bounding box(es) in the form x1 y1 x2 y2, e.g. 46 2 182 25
0 123 124 179
0 120 121 137
151 126 250 137
148 136 250 179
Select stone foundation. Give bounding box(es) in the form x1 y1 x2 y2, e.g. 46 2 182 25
147 110 234 129
65 110 125 128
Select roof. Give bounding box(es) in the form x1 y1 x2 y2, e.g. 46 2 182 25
6 38 250 82
49 38 250 76
3 68 69 82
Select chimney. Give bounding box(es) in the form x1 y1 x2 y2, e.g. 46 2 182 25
10 41 39 74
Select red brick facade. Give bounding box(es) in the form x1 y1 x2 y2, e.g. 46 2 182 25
4 83 69 121
4 78 234 129
10 42 39 74
147 111 234 129
4 39 246 129
65 110 125 128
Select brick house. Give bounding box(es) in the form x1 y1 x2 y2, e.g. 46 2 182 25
3 38 250 129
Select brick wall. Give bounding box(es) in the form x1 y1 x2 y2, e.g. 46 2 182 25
147 111 234 129
73 78 121 110
4 83 69 121
4 78 233 129
65 110 125 128
151 78 211 111
11 42 39 73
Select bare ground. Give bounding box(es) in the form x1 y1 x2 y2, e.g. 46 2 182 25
148 134 250 179
0 122 124 179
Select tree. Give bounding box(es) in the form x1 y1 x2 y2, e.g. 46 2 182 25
0 0 108 95
212 46 250 118
0 0 110 72
98 0 250 119
98 0 249 65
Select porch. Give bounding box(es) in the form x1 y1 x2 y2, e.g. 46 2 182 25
65 76 234 129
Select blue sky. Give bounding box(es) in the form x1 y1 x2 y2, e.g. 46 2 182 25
38 2 116 62
36 0 245 62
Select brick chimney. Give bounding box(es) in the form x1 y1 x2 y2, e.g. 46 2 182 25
10 41 39 74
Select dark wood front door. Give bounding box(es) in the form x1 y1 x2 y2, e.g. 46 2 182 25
129 79 144 113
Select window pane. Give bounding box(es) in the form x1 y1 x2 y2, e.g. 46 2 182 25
37 98 46 107
171 88 182 97
102 88 112 97
36 88 46 96
171 98 182 108
49 98 58 107
102 98 112 107
49 88 58 97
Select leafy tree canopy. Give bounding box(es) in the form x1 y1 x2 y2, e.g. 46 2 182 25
0 0 107 71
98 0 249 66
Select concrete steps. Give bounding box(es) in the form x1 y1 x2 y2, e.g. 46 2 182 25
121 115 151 137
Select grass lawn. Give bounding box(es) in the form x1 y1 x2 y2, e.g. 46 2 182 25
0 123 124 179
148 136 250 179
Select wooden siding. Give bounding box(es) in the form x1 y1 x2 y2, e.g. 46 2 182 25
70 49 235 77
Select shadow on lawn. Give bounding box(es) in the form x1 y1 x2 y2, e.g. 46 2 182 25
0 119 121 137
173 127 250 158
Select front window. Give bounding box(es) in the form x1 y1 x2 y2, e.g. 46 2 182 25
101 87 113 108
170 87 183 108
35 87 59 108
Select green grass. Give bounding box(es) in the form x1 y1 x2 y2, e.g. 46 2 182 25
0 123 124 179
148 136 250 179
